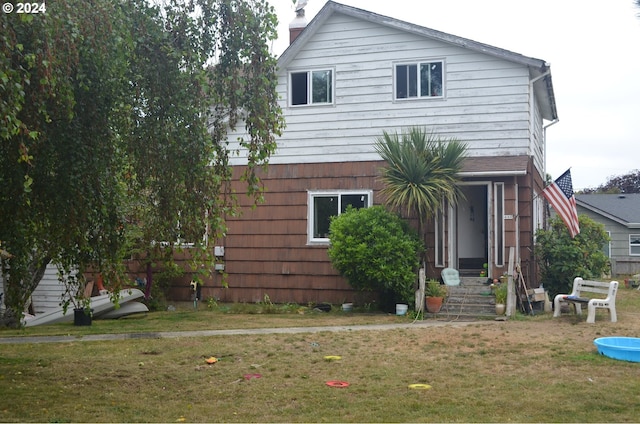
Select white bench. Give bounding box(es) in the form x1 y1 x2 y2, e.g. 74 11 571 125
553 277 618 323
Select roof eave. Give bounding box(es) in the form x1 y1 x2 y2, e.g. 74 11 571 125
576 201 630 227
279 1 554 73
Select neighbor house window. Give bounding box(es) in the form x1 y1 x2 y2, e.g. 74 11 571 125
604 231 611 258
395 61 443 99
630 234 640 255
290 69 333 106
308 190 372 243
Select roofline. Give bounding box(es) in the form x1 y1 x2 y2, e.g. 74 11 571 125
576 199 632 227
280 1 551 69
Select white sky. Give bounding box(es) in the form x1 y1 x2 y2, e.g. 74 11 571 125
268 0 640 191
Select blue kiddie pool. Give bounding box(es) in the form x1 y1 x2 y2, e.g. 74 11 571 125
594 337 640 363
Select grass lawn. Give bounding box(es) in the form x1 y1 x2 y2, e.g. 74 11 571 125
1 288 640 422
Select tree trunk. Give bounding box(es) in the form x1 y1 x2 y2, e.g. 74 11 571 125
1 254 50 328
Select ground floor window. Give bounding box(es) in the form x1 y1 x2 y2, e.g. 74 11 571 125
308 190 372 243
604 231 611 257
630 234 640 255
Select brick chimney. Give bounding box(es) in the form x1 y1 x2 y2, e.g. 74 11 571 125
289 7 308 44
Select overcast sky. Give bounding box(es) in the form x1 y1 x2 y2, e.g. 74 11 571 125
268 0 640 191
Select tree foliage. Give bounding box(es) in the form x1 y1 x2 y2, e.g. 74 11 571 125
327 206 423 304
0 0 283 327
581 169 640 194
374 127 466 263
375 128 466 220
535 215 610 299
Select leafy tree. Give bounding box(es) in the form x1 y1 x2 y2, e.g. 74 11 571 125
535 215 610 299
0 0 283 328
374 127 467 263
581 169 640 194
327 206 423 305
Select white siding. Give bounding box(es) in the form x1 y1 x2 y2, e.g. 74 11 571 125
0 263 69 314
227 12 541 166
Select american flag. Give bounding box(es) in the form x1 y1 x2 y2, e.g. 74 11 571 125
542 169 580 238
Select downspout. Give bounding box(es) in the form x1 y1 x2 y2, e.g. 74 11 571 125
529 68 558 182
514 176 519 272
542 117 559 183
531 68 559 286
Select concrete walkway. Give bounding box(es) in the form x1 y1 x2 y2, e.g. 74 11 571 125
0 319 495 345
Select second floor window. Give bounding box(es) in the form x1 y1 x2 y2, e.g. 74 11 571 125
395 61 443 99
290 69 333 106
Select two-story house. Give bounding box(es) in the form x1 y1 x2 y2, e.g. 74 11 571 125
210 1 558 305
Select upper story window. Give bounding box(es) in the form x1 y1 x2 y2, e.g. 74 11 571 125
290 69 333 106
630 234 640 256
395 61 443 100
308 190 372 244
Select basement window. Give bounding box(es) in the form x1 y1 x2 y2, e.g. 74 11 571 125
395 60 443 100
308 190 372 244
290 69 333 106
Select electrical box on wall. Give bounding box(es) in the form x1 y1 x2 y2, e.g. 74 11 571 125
214 246 224 257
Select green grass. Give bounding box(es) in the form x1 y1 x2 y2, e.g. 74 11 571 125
1 289 640 422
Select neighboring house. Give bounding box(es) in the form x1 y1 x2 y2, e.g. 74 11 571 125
209 1 558 304
576 193 640 276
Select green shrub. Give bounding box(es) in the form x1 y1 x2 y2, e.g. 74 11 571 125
327 206 423 304
535 215 610 299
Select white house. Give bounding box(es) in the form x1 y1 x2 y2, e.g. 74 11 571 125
208 1 558 304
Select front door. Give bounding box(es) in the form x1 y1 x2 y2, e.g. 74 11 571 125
456 184 488 275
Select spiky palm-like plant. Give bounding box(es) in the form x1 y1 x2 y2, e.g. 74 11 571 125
374 127 467 253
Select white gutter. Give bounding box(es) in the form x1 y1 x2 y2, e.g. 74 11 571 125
460 170 528 177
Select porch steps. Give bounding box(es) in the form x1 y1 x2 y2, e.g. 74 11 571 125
426 276 497 320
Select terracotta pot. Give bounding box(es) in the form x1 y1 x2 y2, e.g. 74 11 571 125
425 296 443 313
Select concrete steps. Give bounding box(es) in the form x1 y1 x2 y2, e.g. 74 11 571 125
426 276 497 320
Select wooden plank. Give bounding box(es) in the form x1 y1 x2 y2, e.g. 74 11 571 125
506 246 516 317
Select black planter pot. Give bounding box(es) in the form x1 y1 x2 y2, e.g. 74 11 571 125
73 308 93 326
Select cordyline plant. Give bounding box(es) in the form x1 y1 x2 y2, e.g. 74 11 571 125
374 127 467 262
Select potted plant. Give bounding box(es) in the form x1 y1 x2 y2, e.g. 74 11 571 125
59 272 94 326
494 282 507 315
425 279 447 313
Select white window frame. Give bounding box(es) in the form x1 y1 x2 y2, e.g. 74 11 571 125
394 59 444 101
630 234 640 256
307 190 373 244
289 68 334 107
434 201 446 268
493 182 505 267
